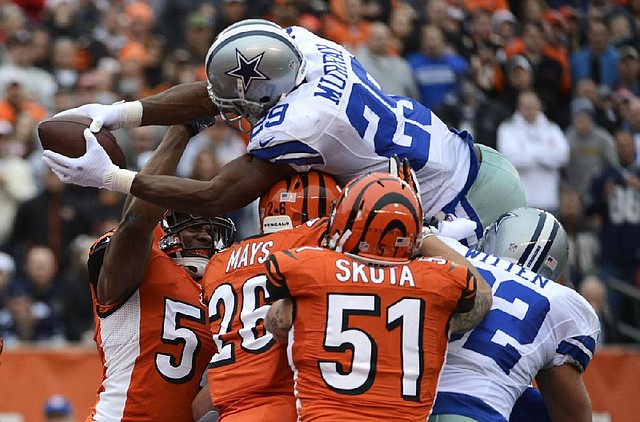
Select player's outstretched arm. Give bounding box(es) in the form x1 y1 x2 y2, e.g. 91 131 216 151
97 126 191 304
140 81 216 126
55 82 215 132
130 154 297 217
536 365 592 422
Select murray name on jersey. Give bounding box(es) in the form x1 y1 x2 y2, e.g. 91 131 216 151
314 43 348 105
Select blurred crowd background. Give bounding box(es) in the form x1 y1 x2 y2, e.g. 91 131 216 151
0 0 639 348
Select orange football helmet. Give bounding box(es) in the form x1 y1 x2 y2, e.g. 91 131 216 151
327 172 423 263
259 171 341 233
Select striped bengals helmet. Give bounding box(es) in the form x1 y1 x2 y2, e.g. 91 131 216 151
259 171 341 234
478 207 568 280
326 172 423 263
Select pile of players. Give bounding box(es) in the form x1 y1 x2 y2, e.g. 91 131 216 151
43 19 599 422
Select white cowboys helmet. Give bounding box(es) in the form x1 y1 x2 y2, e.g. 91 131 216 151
477 207 569 280
205 19 307 131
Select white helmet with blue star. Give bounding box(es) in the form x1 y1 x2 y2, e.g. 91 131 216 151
205 19 307 131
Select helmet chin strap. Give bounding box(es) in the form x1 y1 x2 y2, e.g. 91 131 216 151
172 257 209 280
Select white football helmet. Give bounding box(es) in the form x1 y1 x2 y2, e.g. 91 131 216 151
205 19 307 131
477 207 569 280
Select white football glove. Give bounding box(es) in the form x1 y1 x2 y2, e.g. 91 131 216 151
42 129 137 193
430 214 477 241
388 155 421 200
54 100 143 132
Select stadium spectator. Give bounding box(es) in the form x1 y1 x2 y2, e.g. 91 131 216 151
461 8 500 60
570 18 620 89
589 128 640 339
465 0 509 14
323 0 372 53
495 54 535 113
0 31 57 110
437 77 509 150
58 234 94 343
0 119 37 247
408 24 469 109
557 187 602 288
40 0 85 39
617 92 640 165
616 45 640 96
2 245 66 344
49 36 81 90
0 77 48 127
176 117 248 179
579 274 622 346
43 394 74 422
574 78 620 134
213 0 250 37
0 251 15 309
8 167 93 272
492 9 518 51
497 90 569 214
181 11 216 80
514 21 571 127
605 8 637 48
563 97 618 200
189 149 219 181
388 2 419 55
355 21 418 98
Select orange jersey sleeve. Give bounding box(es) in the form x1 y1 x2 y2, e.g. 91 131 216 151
264 248 474 422
200 219 327 419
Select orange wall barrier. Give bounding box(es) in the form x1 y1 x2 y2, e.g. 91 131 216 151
0 345 639 422
0 347 102 422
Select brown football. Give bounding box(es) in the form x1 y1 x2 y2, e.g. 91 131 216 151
37 116 127 169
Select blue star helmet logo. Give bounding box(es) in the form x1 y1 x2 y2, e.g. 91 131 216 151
225 49 269 91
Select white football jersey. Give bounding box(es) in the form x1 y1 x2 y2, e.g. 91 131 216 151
247 27 475 221
431 238 601 421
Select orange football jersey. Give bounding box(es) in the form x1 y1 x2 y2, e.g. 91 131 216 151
86 230 216 421
265 247 477 422
201 218 328 421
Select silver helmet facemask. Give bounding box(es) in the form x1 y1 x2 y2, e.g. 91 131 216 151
477 207 569 280
205 19 307 132
159 211 236 279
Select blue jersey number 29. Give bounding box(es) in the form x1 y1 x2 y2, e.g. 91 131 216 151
460 269 551 374
345 57 432 170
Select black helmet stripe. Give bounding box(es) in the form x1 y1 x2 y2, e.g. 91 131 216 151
342 175 396 234
341 176 420 254
531 219 559 274
351 191 420 254
517 210 547 267
300 172 310 222
317 172 328 217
